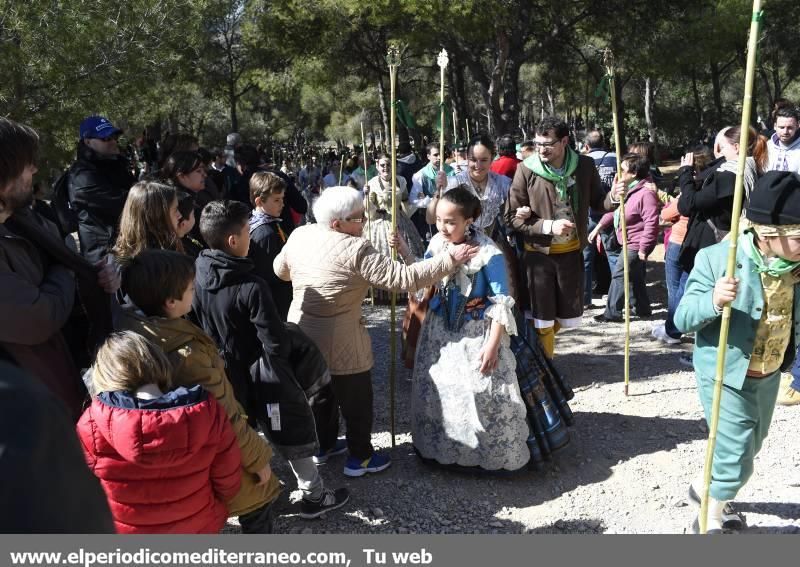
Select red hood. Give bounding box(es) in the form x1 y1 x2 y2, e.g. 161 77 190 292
86 387 215 468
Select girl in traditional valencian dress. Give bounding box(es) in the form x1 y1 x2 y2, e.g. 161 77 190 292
402 187 527 470
399 187 575 471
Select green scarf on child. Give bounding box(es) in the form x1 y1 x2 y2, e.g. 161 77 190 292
744 230 800 278
524 148 580 216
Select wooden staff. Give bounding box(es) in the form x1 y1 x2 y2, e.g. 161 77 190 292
604 50 631 397
387 44 403 448
452 108 458 146
437 49 449 172
699 0 763 534
361 120 375 305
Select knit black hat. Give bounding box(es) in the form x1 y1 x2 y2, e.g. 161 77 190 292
746 170 800 225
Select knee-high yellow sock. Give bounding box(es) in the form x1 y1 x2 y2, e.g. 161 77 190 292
536 326 555 359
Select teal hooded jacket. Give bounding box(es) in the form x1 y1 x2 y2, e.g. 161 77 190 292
674 235 800 390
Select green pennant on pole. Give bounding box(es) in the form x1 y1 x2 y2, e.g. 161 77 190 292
436 102 453 135
594 72 612 102
393 99 416 129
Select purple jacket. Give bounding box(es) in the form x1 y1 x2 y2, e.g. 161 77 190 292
598 179 661 254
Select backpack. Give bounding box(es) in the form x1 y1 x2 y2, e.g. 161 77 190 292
594 152 616 194
50 168 79 236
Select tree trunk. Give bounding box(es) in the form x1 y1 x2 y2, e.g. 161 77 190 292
377 77 389 150
710 60 724 124
546 83 556 116
584 72 590 127
449 63 469 134
498 55 523 136
644 77 658 152
229 81 239 133
690 70 704 132
758 67 775 114
772 66 783 104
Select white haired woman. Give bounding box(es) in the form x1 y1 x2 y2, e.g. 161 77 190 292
274 186 478 477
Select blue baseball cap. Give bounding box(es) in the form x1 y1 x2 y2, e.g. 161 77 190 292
79 116 122 139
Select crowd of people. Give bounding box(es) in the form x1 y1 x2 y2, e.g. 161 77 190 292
2 99 800 534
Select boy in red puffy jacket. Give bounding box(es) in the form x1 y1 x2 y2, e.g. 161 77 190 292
76 331 241 534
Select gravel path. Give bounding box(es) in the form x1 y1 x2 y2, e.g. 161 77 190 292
228 248 800 534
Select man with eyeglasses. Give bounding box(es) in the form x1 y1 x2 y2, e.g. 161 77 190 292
504 117 615 359
67 115 135 264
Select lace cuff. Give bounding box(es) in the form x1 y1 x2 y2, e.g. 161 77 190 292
485 294 517 336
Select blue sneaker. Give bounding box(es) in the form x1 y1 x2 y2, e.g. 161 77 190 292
312 438 348 464
343 452 392 477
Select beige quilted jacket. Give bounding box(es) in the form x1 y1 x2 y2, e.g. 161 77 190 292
274 224 456 375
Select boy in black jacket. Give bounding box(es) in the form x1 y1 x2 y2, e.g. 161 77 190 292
248 172 293 320
192 200 349 519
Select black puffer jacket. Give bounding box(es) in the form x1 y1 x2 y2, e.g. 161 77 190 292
248 212 292 320
67 142 135 264
0 362 115 533
677 157 732 272
191 250 332 460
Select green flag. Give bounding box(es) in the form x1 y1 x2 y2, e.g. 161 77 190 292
435 102 453 135
394 99 416 129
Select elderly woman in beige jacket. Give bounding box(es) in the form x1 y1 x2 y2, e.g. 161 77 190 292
274 186 477 478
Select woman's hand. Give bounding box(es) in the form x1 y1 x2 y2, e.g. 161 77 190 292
611 180 627 201
680 152 694 169
448 242 480 264
388 231 411 259
478 339 501 374
588 225 601 242
515 206 531 220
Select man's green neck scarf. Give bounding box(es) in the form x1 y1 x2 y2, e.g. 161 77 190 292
524 148 580 215
422 162 453 180
744 230 800 277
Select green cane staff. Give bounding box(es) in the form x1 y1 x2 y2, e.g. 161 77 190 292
699 0 763 534
361 119 375 306
387 44 403 448
604 50 631 396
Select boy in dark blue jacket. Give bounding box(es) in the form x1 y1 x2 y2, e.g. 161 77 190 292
248 171 293 320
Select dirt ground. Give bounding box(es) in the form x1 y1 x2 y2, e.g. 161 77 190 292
227 163 800 534
225 246 800 535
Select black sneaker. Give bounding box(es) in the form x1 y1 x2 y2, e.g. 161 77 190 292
299 487 350 519
593 313 623 323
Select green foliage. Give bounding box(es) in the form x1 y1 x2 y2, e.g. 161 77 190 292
2 0 798 176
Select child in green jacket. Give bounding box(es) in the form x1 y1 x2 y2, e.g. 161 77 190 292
675 170 800 533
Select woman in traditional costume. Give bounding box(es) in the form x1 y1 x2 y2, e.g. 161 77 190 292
365 154 425 302
401 187 574 471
